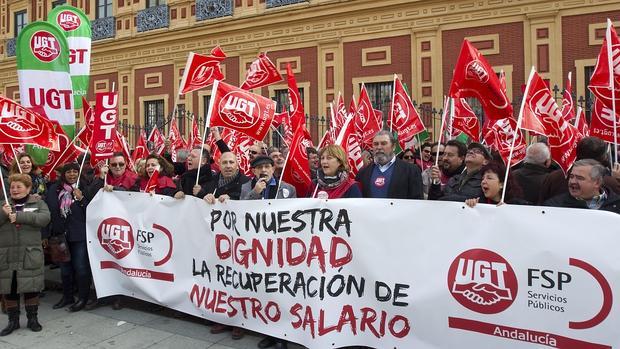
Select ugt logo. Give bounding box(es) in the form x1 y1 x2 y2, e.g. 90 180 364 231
57 11 81 31
219 92 258 129
97 217 134 259
30 31 60 63
465 60 489 83
447 248 518 314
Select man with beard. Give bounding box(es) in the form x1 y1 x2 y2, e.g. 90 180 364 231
429 142 490 202
174 147 213 199
544 159 620 213
429 140 466 187
203 152 250 202
307 147 319 180
356 130 423 199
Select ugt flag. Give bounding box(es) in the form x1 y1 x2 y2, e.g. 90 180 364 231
179 46 226 94
206 80 276 141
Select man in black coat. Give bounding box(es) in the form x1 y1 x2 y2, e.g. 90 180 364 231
512 142 551 204
203 152 250 203
356 130 423 199
174 147 213 199
544 159 620 214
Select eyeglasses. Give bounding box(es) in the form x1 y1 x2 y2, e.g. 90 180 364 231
403 156 415 160
467 149 485 156
110 163 125 168
249 150 259 155
432 152 444 157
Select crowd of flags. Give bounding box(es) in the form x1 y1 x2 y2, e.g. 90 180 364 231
1 16 619 191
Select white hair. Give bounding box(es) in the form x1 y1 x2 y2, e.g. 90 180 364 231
524 142 550 165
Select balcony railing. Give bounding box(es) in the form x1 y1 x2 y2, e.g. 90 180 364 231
6 38 16 57
137 4 169 32
266 0 308 9
196 0 233 21
91 16 116 41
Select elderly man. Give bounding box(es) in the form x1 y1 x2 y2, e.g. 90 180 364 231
203 152 250 203
268 146 286 178
356 130 423 199
174 147 213 199
512 142 551 203
241 156 296 199
429 142 490 202
544 159 620 213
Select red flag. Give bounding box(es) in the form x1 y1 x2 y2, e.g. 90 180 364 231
132 130 148 163
561 72 575 122
355 84 382 148
335 116 364 176
519 69 569 139
348 97 356 117
281 127 313 197
114 131 135 170
389 76 425 148
0 96 60 150
317 129 333 150
590 98 620 143
148 127 166 155
335 93 347 131
285 64 306 132
240 53 283 90
167 117 185 162
483 118 526 167
574 107 590 137
89 92 118 164
588 20 620 113
452 98 480 141
2 144 25 167
207 80 276 141
40 121 82 178
189 116 203 148
143 169 159 193
179 46 226 94
549 122 583 175
448 40 513 120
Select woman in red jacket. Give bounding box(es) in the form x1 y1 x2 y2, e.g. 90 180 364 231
136 154 177 197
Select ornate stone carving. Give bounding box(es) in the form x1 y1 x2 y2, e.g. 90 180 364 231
92 16 116 41
6 38 16 57
137 4 170 33
266 0 307 9
196 0 233 21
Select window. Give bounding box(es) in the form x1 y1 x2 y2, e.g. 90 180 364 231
52 0 67 8
144 99 165 136
584 65 595 119
203 95 211 120
363 82 392 113
274 88 304 113
14 11 27 37
147 0 166 8
96 0 113 19
177 104 186 136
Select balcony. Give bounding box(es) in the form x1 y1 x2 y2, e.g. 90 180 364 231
91 16 116 41
6 38 16 57
195 0 233 21
137 4 169 33
266 0 308 8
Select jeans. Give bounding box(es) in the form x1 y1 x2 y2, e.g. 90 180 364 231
59 240 91 301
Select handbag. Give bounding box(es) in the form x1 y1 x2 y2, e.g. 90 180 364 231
48 234 71 263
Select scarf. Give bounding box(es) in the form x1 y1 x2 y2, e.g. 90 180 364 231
106 170 138 190
218 171 240 189
12 196 28 229
58 183 74 218
317 170 349 189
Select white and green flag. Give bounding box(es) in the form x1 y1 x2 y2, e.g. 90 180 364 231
47 5 91 111
17 21 73 162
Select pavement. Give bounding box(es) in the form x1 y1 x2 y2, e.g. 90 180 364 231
0 267 306 349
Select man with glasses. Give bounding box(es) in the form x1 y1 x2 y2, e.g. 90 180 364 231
429 142 490 201
415 142 433 171
90 152 138 193
429 140 466 187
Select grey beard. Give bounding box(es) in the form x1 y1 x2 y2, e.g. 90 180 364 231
375 152 393 165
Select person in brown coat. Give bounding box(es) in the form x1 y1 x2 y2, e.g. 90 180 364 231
538 137 620 204
0 174 51 335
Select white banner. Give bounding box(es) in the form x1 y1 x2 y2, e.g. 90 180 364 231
86 192 620 349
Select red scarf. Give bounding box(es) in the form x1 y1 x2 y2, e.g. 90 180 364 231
138 175 176 194
106 170 138 190
314 177 358 199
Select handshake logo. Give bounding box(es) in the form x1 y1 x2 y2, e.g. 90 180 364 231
448 249 518 314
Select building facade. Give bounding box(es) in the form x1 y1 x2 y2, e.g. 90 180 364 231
0 0 618 145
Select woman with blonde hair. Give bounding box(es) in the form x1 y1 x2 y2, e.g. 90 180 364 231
310 144 361 199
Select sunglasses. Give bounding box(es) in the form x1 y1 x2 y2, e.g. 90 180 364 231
249 150 259 155
110 163 125 168
432 152 444 157
403 156 415 160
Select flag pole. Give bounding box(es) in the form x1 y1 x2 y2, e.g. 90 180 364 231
606 19 618 164
275 136 293 199
75 146 89 189
195 80 219 186
390 75 397 133
435 96 449 168
11 145 22 174
0 168 10 213
448 98 455 140
501 66 534 203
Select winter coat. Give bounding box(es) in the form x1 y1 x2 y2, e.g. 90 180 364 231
543 188 620 214
44 181 90 242
356 158 424 199
177 165 213 198
538 168 620 204
203 172 251 200
0 196 51 294
240 177 297 200
429 168 484 202
512 163 550 204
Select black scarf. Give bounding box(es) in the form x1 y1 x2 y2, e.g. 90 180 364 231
316 170 349 189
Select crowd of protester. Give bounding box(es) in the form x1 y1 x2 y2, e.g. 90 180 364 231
0 127 618 349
